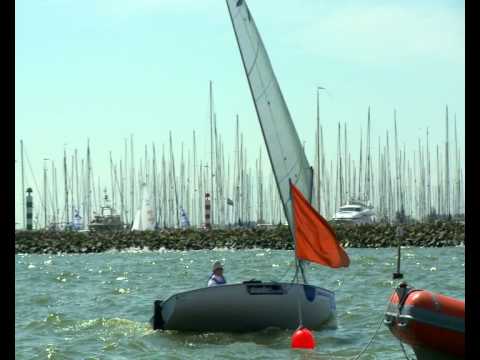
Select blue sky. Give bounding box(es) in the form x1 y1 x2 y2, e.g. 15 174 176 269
15 0 464 223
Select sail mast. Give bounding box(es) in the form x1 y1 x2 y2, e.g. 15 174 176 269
187 148 191 223
145 144 149 186
170 131 180 227
234 115 240 223
87 140 91 225
426 128 431 216
337 123 343 207
386 131 392 220
445 105 450 216
394 111 400 217
320 125 326 215
344 123 348 203
454 114 460 216
213 114 220 224
81 159 85 227
53 161 58 226
180 142 185 215
316 88 321 212
153 142 158 227
130 134 135 226
209 80 214 226
358 128 363 200
109 152 114 211
365 107 371 203
70 154 74 222
21 140 26 229
74 149 79 219
64 148 69 226
193 131 197 226
43 159 48 228
123 139 127 222
161 144 167 227
259 147 263 222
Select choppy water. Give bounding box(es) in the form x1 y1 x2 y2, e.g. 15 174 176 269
15 246 464 359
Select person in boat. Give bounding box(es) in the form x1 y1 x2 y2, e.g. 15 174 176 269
207 261 227 287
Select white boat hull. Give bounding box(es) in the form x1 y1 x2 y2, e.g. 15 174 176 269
331 202 375 224
152 281 336 332
331 215 374 225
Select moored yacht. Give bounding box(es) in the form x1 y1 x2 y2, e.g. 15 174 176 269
331 200 375 224
88 191 124 232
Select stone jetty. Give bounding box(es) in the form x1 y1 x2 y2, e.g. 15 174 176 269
14 221 464 254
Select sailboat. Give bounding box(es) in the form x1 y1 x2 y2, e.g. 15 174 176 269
131 183 156 231
72 209 83 230
179 207 191 229
151 0 350 332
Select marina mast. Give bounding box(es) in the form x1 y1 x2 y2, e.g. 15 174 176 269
21 140 26 229
445 105 450 216
209 80 214 226
63 148 69 225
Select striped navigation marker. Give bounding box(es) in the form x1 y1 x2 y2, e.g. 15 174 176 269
26 188 33 230
204 193 211 230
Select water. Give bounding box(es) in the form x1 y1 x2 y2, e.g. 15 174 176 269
15 246 464 359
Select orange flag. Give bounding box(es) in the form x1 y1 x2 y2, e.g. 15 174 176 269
291 182 350 268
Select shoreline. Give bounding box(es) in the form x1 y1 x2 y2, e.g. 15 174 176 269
15 221 464 254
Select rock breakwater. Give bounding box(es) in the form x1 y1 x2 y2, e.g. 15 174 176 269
14 221 464 254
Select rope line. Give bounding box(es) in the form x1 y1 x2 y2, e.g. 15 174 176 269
348 289 417 360
349 308 385 360
349 293 393 360
399 340 414 360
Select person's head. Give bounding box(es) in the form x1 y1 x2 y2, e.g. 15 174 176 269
212 261 224 276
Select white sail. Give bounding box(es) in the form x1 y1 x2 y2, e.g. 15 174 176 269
72 209 82 230
226 0 313 229
180 207 191 228
131 183 156 231
132 209 141 230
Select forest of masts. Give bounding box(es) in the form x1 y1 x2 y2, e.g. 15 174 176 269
16 85 464 230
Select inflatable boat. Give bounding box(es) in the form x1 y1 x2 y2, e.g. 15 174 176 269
384 282 464 360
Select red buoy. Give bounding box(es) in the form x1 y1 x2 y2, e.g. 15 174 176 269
291 327 315 349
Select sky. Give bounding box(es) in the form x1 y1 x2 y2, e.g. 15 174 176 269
15 0 465 225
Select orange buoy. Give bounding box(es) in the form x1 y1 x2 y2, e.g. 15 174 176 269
291 327 315 349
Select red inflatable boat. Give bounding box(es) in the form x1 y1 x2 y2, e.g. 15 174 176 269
384 282 464 360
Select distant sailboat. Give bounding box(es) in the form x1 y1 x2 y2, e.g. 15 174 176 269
72 209 82 230
151 0 349 332
132 183 156 231
179 207 190 229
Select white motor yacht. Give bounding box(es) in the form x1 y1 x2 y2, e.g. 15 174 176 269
331 201 375 224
